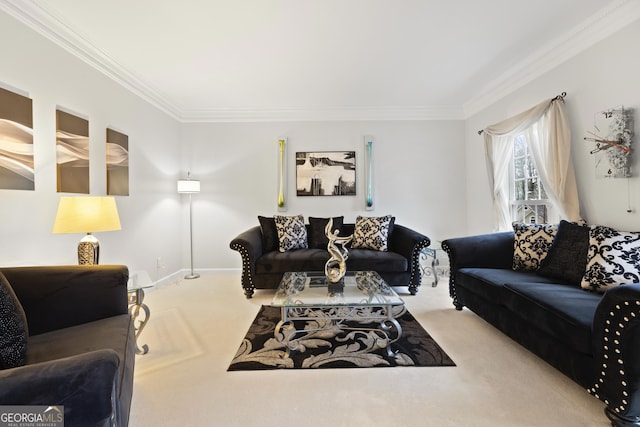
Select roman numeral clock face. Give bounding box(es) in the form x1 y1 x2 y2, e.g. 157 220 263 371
587 106 634 178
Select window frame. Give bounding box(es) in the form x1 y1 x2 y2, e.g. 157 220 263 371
510 135 552 224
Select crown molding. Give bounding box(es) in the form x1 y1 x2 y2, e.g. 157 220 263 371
0 0 181 121
463 0 640 119
180 106 465 123
0 0 464 122
2 0 639 123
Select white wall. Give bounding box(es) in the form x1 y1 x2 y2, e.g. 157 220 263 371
464 20 640 235
0 11 183 280
182 120 466 269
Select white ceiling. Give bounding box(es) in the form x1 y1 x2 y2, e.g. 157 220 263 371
2 0 640 121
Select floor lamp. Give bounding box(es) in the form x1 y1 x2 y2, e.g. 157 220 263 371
177 173 200 279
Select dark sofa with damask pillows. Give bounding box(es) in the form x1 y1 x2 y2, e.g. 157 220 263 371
442 221 640 427
0 265 135 427
230 215 430 298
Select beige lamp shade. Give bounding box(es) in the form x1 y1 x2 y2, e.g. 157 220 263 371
53 196 122 234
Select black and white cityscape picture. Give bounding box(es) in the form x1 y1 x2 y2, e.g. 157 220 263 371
296 151 356 196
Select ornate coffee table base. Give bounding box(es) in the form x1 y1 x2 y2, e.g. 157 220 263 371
275 305 403 357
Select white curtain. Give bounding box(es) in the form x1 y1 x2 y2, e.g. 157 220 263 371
482 97 582 231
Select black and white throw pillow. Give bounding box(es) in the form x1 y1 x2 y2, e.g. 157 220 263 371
351 215 395 252
0 272 28 370
581 225 640 292
512 223 558 271
274 215 308 252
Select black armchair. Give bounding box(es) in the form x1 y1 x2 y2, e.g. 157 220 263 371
0 265 135 427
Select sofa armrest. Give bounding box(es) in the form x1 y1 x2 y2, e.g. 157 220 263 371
229 225 264 298
442 232 514 270
441 232 514 309
388 224 431 294
1 265 129 336
0 349 120 427
590 284 640 425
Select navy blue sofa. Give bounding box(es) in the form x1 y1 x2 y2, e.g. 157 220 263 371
442 232 640 427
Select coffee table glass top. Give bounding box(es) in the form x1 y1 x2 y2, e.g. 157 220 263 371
271 271 404 307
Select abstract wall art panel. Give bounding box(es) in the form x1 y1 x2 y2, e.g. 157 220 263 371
296 151 356 196
277 137 287 211
56 109 89 193
364 136 374 210
106 128 129 196
0 87 34 190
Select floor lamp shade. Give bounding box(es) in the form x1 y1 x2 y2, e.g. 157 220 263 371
177 179 200 193
178 174 200 279
53 196 121 264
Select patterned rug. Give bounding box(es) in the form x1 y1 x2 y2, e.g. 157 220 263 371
228 305 455 370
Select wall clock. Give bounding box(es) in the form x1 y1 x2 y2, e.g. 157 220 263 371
585 105 633 178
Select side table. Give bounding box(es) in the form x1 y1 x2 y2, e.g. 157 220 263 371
420 247 448 287
128 281 152 355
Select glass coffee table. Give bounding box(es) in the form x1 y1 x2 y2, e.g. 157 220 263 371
271 271 405 356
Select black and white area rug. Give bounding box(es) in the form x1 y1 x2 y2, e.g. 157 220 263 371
228 305 455 370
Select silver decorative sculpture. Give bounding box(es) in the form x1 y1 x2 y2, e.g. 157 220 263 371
324 218 353 283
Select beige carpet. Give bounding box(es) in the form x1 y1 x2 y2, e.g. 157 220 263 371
129 272 608 427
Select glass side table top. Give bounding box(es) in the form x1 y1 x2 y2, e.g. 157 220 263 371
271 271 404 307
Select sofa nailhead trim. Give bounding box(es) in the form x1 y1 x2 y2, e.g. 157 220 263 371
409 240 431 293
588 297 640 415
230 243 256 297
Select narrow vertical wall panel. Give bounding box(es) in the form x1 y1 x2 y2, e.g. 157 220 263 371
106 128 129 196
56 109 89 194
364 136 374 211
0 86 34 190
277 137 287 211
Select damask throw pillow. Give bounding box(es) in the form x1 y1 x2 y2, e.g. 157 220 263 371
274 215 308 252
0 272 28 370
538 220 590 286
581 225 640 292
512 223 558 271
351 215 395 252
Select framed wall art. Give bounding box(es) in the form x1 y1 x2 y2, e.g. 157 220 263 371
106 128 129 196
296 151 356 196
56 109 89 193
0 86 34 190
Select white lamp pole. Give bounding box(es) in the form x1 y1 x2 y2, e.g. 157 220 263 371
177 172 201 279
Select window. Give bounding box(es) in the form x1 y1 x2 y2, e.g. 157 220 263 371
511 135 549 224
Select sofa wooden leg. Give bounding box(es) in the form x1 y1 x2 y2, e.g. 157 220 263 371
243 287 254 299
408 285 418 295
606 408 640 427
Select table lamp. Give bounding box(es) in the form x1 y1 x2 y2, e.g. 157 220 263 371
177 172 200 279
53 196 121 264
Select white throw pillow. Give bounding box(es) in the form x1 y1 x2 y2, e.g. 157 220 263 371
351 215 394 252
274 215 308 252
512 222 558 271
581 225 640 292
